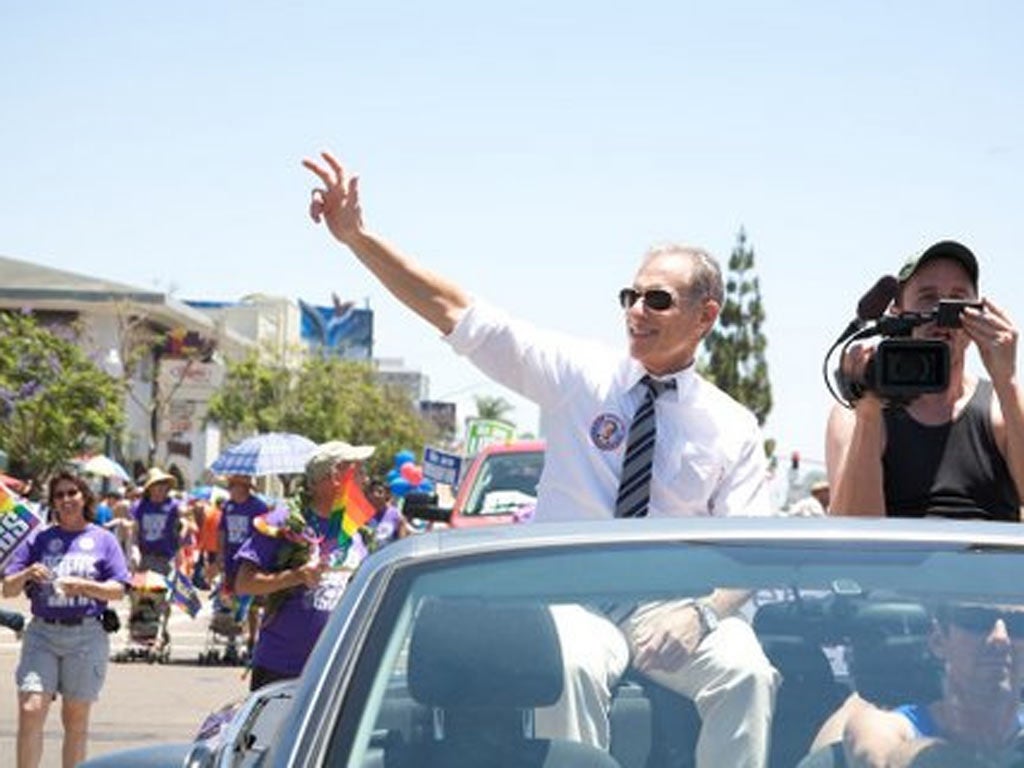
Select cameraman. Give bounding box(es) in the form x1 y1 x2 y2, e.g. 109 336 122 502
826 240 1024 519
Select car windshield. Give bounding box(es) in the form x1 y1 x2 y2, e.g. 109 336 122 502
325 530 1024 768
463 450 545 516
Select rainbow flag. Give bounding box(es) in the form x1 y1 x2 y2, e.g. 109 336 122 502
0 480 41 568
334 466 376 541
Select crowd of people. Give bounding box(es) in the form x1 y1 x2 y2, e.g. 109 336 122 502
0 450 407 768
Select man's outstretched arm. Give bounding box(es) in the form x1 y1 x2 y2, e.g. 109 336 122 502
304 151 470 335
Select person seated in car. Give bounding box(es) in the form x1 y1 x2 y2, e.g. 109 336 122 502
841 600 1024 767
826 240 1024 520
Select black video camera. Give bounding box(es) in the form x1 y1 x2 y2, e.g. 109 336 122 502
831 299 980 404
851 340 950 401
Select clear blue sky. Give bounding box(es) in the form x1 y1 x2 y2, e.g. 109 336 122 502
2 3 1022 469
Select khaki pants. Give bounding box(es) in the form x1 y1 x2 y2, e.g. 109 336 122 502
536 602 779 768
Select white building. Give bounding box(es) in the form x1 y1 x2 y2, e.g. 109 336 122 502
0 255 253 485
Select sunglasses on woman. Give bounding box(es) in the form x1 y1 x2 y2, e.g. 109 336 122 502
52 488 81 502
618 288 676 312
947 605 1024 636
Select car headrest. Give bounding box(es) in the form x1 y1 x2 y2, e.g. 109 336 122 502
408 598 563 709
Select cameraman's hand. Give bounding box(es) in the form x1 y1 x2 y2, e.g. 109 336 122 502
963 298 1018 388
841 342 885 411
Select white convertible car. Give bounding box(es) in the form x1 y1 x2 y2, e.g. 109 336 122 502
81 517 1024 768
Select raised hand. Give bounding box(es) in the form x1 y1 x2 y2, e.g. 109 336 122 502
303 151 363 245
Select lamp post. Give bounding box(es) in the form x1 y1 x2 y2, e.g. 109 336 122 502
101 348 125 492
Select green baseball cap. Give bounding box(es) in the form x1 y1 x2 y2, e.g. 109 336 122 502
898 240 979 290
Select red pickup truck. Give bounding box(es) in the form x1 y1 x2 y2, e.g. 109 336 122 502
405 440 545 528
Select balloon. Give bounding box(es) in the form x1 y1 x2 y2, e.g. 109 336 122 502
389 478 413 498
415 479 435 494
394 450 415 469
400 463 424 486
386 468 400 483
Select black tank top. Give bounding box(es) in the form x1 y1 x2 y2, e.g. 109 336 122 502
882 380 1021 520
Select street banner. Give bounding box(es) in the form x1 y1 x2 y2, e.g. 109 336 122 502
0 480 41 569
422 446 463 488
464 419 516 457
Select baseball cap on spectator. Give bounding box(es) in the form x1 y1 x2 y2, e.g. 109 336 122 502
898 240 979 291
305 441 375 485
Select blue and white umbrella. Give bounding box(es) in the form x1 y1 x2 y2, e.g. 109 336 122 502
209 432 317 476
78 455 132 483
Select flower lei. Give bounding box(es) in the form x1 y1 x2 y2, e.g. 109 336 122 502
253 498 377 617
252 498 325 617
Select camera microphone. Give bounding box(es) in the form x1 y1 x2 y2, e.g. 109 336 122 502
856 275 899 321
834 275 900 345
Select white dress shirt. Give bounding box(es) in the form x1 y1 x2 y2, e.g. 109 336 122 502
445 300 773 522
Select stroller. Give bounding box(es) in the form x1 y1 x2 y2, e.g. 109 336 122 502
198 575 251 666
113 570 172 663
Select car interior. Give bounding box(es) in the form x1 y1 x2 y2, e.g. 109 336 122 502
359 587 946 768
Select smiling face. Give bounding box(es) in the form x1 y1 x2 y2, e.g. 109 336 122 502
48 472 93 530
624 248 721 376
898 257 978 361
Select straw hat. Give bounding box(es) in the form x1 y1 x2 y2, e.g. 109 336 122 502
141 467 178 492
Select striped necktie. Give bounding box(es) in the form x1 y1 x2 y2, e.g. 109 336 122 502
615 375 676 518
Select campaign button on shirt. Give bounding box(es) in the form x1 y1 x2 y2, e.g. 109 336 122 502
590 413 627 451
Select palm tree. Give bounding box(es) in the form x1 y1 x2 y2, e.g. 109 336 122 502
473 394 514 425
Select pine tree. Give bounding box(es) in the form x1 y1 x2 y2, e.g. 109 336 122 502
700 228 772 426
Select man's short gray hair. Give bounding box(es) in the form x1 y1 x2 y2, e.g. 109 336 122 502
643 244 724 306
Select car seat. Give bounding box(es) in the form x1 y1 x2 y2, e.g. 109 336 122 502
847 600 941 708
387 598 621 768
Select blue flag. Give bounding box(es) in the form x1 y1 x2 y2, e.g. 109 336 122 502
165 569 202 618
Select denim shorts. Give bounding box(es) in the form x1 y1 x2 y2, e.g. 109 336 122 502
16 618 110 701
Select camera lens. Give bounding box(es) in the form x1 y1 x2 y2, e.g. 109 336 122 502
874 340 950 398
887 351 933 384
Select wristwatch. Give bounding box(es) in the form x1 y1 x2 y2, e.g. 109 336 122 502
693 600 720 640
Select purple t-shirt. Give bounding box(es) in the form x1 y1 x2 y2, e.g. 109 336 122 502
133 497 181 558
3 523 130 621
366 505 404 548
233 506 367 677
218 495 268 587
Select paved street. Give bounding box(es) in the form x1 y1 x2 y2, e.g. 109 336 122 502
0 592 249 767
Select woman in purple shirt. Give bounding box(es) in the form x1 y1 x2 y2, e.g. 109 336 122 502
2 471 130 768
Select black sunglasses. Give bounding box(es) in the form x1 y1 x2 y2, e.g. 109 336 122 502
618 288 675 312
53 488 81 502
947 605 1024 636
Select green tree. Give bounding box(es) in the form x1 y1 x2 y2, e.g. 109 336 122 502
700 228 773 426
473 394 514 425
204 353 292 444
0 312 124 484
208 355 433 478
